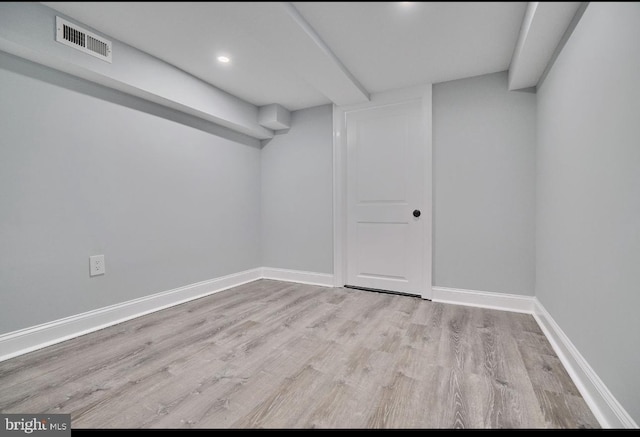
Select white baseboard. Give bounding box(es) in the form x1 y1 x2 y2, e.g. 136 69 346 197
0 268 262 363
432 286 535 314
533 300 638 429
261 267 334 287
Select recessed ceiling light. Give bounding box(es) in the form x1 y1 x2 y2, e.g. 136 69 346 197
217 56 230 64
399 2 414 5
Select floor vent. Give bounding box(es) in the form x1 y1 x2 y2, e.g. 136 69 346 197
343 284 421 299
55 17 112 63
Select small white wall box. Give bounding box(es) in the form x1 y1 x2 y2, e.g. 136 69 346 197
258 104 291 130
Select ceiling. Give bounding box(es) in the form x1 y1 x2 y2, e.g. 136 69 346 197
42 2 528 111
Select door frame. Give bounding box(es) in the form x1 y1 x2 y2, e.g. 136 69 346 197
333 84 433 300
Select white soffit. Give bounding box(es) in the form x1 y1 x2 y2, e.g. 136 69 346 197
42 1 370 109
509 2 583 90
41 2 332 111
0 2 273 141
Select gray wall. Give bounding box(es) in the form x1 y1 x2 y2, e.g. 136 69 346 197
433 71 537 295
536 2 640 423
0 52 262 334
261 105 333 274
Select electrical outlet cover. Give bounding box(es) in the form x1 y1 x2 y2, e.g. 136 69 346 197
89 255 105 276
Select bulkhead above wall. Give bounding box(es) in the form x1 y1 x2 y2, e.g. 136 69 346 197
0 2 276 141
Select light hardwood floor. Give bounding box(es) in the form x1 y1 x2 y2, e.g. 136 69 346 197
0 280 599 428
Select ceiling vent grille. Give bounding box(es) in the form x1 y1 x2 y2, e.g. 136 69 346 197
55 17 112 63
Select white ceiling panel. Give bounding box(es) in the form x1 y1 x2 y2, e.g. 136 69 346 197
42 2 562 111
294 2 528 92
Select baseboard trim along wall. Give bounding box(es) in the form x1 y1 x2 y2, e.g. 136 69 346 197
431 284 636 429
261 267 334 287
533 301 638 429
1 273 634 428
432 286 535 314
0 268 263 363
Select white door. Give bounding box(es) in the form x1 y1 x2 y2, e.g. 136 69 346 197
345 100 427 296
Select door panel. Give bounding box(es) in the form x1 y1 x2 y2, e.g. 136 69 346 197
346 100 426 295
357 222 409 280
356 114 408 203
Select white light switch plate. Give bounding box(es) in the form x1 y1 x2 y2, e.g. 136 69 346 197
90 255 105 276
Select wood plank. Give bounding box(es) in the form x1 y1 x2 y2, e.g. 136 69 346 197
231 364 327 428
533 388 600 428
517 343 581 396
299 379 362 428
366 371 420 428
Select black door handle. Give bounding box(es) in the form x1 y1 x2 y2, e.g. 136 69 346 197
413 209 421 218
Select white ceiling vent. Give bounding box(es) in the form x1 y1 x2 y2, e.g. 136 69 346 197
55 17 112 63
